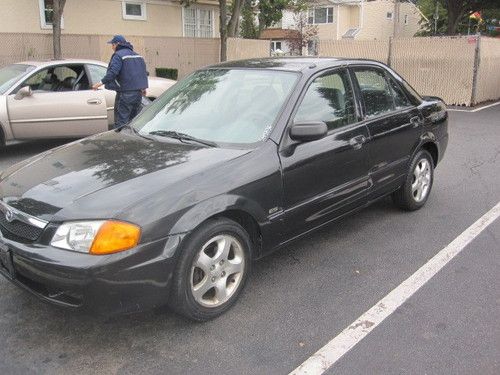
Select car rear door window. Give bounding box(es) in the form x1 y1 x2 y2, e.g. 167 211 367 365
353 68 394 118
294 69 357 131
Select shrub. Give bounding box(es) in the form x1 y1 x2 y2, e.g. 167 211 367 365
155 68 178 80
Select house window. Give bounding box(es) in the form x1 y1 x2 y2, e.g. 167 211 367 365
386 12 393 20
308 7 334 24
183 8 214 38
271 41 282 52
38 0 64 29
404 14 409 25
122 1 147 21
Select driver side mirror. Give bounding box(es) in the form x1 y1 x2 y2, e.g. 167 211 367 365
289 121 328 142
14 86 32 100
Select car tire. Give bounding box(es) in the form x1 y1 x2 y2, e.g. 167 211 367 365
168 218 252 321
392 149 434 211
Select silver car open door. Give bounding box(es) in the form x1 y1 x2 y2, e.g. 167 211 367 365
6 64 108 139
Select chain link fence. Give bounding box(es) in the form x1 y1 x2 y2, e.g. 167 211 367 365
2 33 498 105
0 33 270 79
319 36 500 106
476 37 500 104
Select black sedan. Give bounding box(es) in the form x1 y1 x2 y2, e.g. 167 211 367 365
0 58 448 321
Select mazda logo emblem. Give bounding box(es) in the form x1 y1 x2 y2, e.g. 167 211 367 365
5 209 14 223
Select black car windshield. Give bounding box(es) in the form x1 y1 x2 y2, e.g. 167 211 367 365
0 64 36 94
132 69 299 145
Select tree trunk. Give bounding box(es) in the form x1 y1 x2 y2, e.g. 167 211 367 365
227 0 244 37
52 0 66 59
219 0 227 62
445 0 464 35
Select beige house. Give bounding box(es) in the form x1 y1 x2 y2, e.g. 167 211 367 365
262 0 422 54
0 0 220 38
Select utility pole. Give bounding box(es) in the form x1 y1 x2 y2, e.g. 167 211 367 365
393 0 399 38
434 1 439 35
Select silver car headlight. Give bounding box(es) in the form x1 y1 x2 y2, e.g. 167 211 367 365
50 220 141 255
51 221 105 253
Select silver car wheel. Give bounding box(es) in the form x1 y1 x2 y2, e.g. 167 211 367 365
190 234 245 308
411 158 431 203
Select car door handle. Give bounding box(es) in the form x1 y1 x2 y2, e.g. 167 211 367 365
410 116 421 128
349 135 366 150
87 98 102 105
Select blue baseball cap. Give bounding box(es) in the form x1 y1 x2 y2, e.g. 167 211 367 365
107 35 127 44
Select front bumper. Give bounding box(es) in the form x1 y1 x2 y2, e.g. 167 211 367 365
0 234 184 315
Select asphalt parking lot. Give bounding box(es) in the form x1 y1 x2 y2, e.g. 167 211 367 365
0 104 499 375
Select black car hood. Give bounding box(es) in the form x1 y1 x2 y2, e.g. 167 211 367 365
0 131 250 221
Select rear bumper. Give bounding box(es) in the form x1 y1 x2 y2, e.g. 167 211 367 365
0 234 184 315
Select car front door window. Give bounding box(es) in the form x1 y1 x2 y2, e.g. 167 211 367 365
18 65 90 93
87 64 108 85
22 68 53 92
294 70 357 131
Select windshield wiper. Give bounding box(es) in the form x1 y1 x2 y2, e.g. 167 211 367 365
148 130 217 148
115 123 155 141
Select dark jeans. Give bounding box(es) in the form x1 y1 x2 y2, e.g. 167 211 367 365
114 90 142 129
113 91 121 129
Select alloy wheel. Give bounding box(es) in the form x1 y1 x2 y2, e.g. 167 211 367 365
412 158 431 203
190 234 245 308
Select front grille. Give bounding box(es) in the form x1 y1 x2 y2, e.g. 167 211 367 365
0 214 44 241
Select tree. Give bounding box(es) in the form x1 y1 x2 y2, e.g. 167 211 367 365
52 0 67 59
257 0 309 34
482 8 500 36
219 0 228 61
440 0 499 35
258 0 291 33
240 0 258 39
286 11 318 56
228 0 245 37
416 0 448 35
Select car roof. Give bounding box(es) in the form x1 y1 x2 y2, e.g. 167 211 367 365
207 57 386 72
13 59 107 68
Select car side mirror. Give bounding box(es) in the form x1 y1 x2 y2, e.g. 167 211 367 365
289 121 328 142
14 86 32 100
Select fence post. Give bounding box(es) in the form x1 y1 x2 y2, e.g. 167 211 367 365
387 37 393 67
470 35 481 106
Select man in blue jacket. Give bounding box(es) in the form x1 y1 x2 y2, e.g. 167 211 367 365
92 35 148 128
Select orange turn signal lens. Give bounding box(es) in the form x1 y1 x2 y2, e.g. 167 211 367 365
89 221 141 255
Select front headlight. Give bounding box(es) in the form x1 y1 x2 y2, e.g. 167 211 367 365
51 220 141 255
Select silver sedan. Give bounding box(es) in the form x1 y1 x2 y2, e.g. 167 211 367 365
0 59 175 145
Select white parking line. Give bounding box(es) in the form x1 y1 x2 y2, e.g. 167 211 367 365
448 101 500 113
290 201 500 375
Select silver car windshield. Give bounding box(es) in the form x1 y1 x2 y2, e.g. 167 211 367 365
132 69 299 145
0 64 36 94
